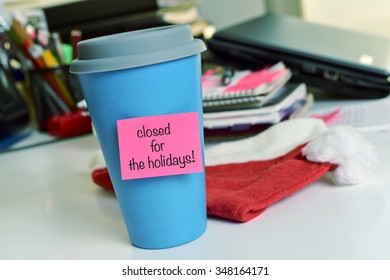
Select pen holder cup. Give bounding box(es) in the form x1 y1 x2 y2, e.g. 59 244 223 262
28 66 84 132
70 25 207 249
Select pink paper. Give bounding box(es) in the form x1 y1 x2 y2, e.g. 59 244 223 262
311 108 341 125
117 112 204 180
223 68 284 93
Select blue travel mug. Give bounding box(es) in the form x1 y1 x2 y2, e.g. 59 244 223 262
70 25 207 249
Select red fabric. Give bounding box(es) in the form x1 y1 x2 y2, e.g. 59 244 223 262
91 144 336 223
92 168 114 192
47 110 92 138
206 145 335 222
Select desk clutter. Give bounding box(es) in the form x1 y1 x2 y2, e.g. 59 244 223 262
0 0 215 150
0 11 92 147
0 6 381 226
82 59 378 223
202 62 313 140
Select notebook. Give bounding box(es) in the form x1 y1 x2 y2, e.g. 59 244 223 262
203 94 310 129
207 13 390 98
202 62 292 111
204 82 308 120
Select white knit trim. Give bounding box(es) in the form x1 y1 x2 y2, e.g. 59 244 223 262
302 125 379 185
205 118 328 166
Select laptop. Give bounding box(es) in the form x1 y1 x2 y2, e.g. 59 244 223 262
207 13 390 98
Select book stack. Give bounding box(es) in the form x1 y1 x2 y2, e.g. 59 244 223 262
158 0 213 38
202 62 313 140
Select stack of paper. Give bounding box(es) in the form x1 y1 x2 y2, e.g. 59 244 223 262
202 62 312 139
307 96 390 133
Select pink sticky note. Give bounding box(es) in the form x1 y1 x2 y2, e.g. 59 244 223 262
117 112 204 180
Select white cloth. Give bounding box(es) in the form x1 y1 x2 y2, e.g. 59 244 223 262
205 118 328 166
302 125 380 185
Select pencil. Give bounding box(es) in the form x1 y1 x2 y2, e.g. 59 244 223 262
42 49 76 108
10 18 76 110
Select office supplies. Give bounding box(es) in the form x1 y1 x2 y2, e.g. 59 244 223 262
9 19 76 110
70 29 81 59
201 62 310 139
61 43 73 64
201 66 222 89
203 62 292 111
4 16 86 137
221 65 234 85
41 50 76 107
49 32 66 65
203 98 308 129
203 68 249 94
27 65 87 132
207 13 390 98
28 70 55 131
223 64 285 93
204 62 286 98
204 83 308 127
0 37 29 137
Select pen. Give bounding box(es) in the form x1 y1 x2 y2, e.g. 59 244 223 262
70 29 82 59
41 49 76 108
49 32 66 65
10 19 76 110
221 66 235 85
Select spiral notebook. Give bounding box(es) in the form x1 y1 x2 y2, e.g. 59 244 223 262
202 62 292 111
203 83 309 129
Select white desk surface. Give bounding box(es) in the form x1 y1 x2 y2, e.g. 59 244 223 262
1 108 390 260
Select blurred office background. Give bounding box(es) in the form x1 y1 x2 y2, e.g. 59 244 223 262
0 0 390 37
1 0 390 38
1 0 389 145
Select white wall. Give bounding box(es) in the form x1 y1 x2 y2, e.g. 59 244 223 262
302 0 390 38
198 0 267 30
2 0 80 13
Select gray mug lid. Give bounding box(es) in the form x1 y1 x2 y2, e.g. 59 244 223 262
69 24 206 74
